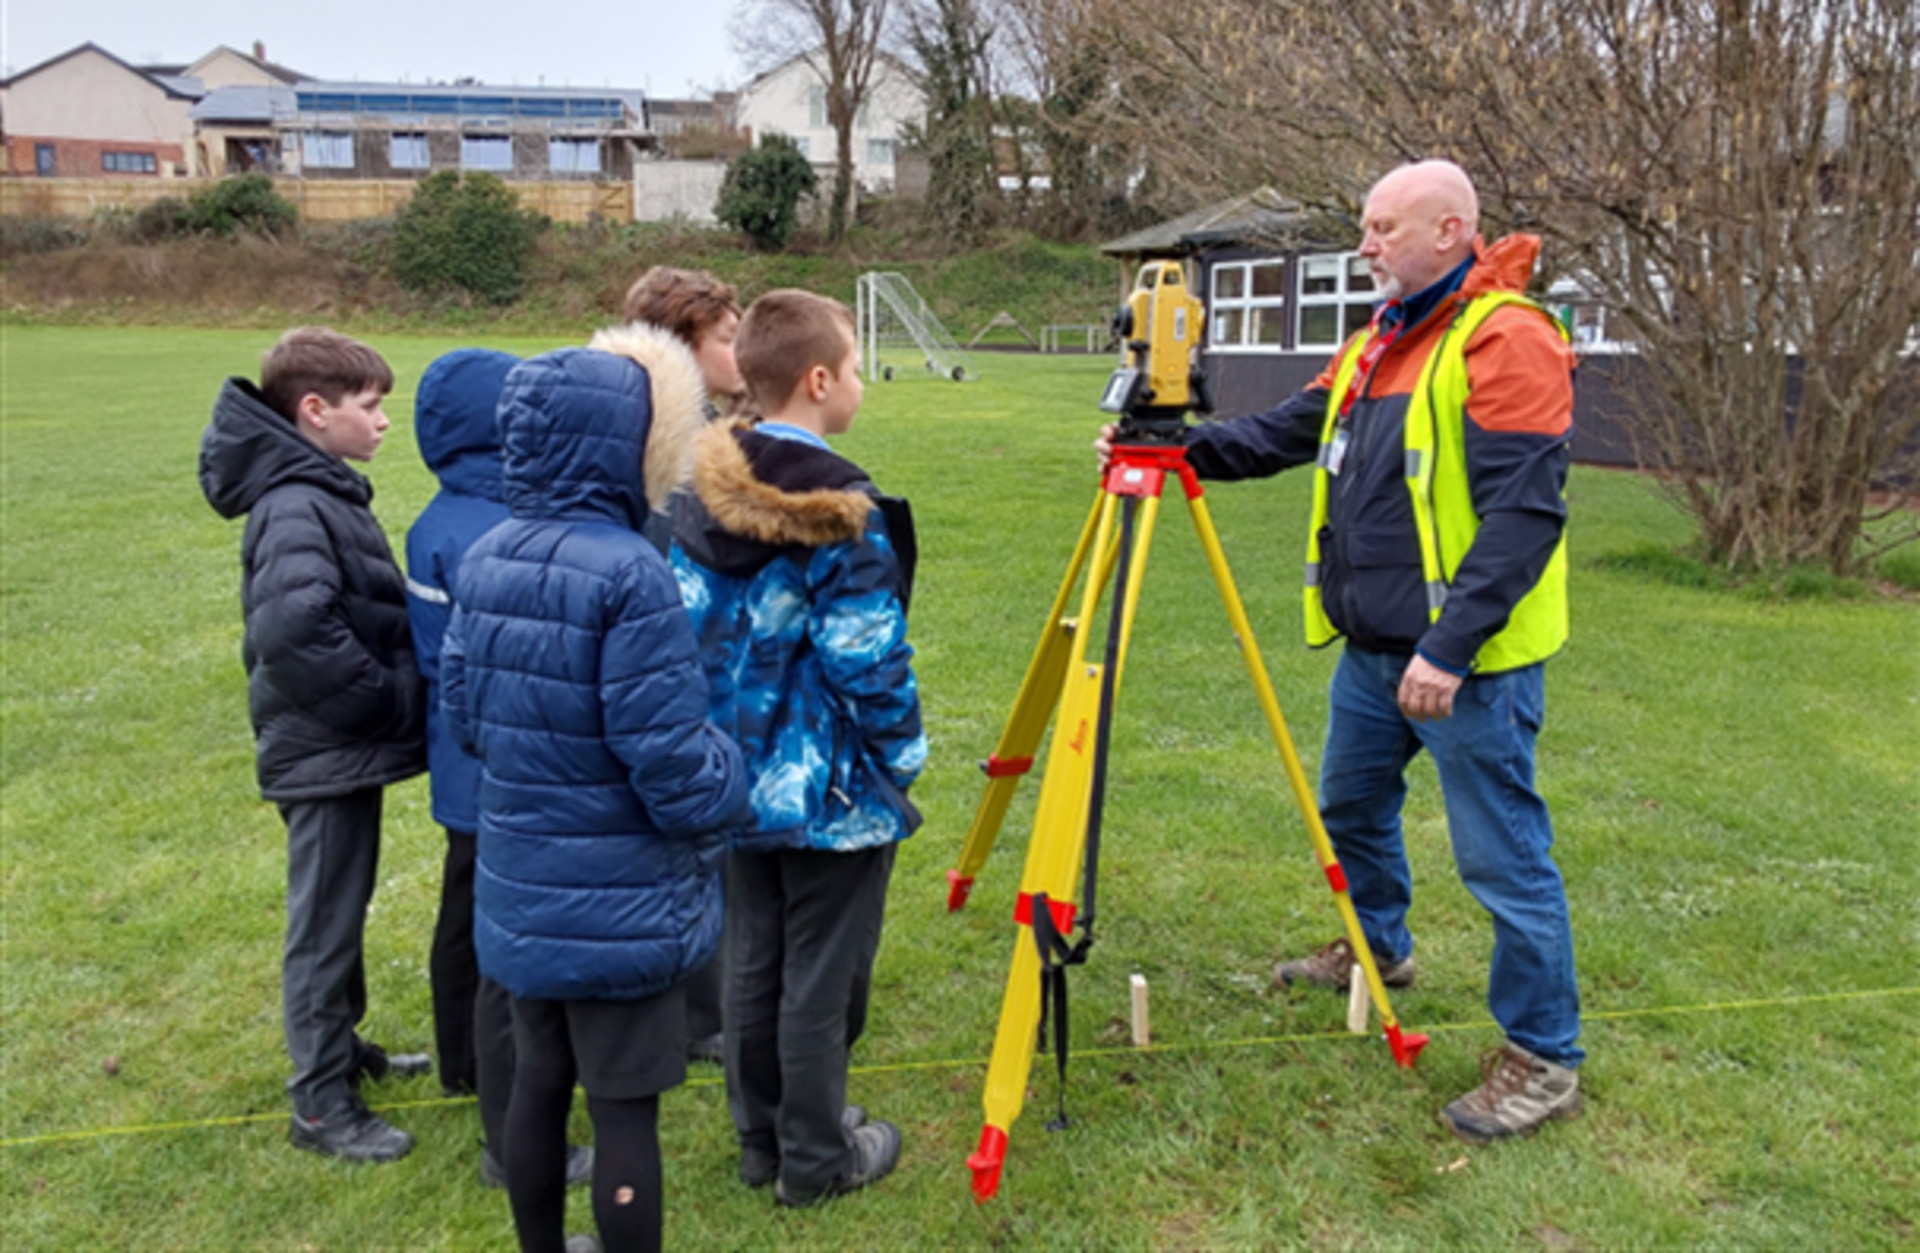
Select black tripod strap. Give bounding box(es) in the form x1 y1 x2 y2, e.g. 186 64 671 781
1030 894 1076 1129
1082 494 1135 934
1031 495 1138 1132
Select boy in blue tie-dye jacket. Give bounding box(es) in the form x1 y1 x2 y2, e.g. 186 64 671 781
671 289 925 1208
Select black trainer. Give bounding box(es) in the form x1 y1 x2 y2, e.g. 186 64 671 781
688 1032 725 1065
480 1143 595 1190
773 1118 901 1207
740 1106 867 1189
289 1099 414 1163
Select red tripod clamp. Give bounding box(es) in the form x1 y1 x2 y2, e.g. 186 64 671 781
1103 443 1204 501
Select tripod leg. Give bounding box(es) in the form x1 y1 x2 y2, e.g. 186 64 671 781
1106 492 1162 696
1182 494 1429 1069
968 661 1104 1201
970 481 1161 1200
948 491 1116 909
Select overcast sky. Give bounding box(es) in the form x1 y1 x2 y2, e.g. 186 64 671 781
2 0 748 97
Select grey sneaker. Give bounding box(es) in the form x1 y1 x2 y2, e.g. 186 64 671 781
1273 937 1415 990
1440 1041 1582 1144
773 1119 901 1207
740 1106 867 1189
288 1099 413 1164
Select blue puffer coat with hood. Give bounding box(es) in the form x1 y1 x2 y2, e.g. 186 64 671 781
441 327 750 1002
405 349 517 835
670 420 926 855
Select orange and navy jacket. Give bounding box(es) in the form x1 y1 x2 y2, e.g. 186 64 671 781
1185 234 1575 671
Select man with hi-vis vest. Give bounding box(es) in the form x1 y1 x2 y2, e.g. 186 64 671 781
1099 159 1582 1144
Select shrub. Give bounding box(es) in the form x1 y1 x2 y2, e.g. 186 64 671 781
88 204 139 240
0 217 88 258
715 134 818 251
186 174 297 237
132 198 196 242
390 171 546 304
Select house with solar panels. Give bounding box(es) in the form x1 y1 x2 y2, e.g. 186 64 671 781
188 81 653 181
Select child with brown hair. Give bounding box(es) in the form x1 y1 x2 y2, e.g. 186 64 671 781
670 289 926 1206
620 265 744 414
198 327 431 1163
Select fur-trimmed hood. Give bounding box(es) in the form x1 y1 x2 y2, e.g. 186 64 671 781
675 421 875 577
588 321 709 513
496 326 707 531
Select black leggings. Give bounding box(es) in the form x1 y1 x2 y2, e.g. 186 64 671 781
505 1061 662 1253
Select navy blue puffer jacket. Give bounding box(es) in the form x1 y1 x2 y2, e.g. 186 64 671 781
405 348 517 834
442 329 749 1002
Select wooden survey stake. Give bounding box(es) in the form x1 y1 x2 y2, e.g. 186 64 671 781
1346 962 1370 1033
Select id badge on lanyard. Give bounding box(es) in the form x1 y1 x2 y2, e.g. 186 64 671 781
1332 306 1401 479
1325 427 1351 477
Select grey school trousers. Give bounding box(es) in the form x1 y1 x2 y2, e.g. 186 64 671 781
279 787 381 1119
724 843 895 1193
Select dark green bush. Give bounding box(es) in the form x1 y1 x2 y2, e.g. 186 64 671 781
186 174 298 237
391 171 546 304
715 134 819 251
133 197 196 242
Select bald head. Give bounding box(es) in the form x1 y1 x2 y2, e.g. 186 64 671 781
1358 160 1482 301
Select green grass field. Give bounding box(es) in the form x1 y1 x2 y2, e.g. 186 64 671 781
2 325 1916 1250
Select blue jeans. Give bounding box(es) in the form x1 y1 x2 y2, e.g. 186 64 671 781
1319 646 1583 1066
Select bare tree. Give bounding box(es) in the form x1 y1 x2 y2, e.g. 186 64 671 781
900 0 1001 241
1102 0 1920 574
736 0 896 242
995 0 1159 238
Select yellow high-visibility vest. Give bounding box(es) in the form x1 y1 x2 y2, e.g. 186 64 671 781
1304 291 1570 673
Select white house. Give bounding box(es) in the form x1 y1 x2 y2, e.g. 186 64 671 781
2 41 308 178
2 43 202 177
733 51 922 193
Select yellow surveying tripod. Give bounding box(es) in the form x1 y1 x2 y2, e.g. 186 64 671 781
949 261 1429 1203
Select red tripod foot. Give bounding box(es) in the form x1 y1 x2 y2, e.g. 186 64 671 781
1385 1023 1430 1068
968 1125 1008 1201
946 869 976 912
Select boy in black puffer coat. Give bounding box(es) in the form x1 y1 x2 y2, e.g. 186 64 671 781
199 327 430 1164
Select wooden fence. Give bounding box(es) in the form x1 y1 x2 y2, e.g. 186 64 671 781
0 177 633 225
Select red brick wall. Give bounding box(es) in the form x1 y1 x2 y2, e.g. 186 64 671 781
6 137 185 178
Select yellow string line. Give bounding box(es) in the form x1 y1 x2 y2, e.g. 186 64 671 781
4 983 1914 1150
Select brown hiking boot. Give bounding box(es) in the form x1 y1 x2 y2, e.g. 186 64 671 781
1440 1041 1582 1145
1272 937 1415 991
